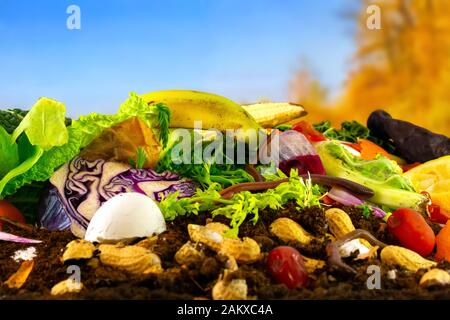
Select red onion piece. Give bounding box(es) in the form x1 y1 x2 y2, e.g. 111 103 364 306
327 186 364 206
259 130 326 175
370 206 387 218
328 187 387 218
0 231 42 244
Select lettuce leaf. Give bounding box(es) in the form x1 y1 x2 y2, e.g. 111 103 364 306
0 126 19 177
158 170 325 237
316 141 427 211
0 98 68 195
1 93 171 197
11 98 68 150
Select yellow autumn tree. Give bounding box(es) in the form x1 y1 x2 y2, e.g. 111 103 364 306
338 0 450 135
288 61 332 124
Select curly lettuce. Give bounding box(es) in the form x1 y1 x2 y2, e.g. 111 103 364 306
158 170 325 238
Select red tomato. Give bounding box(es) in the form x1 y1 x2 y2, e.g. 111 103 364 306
428 204 450 224
387 208 435 256
267 246 309 289
435 221 450 262
292 121 326 142
0 200 26 230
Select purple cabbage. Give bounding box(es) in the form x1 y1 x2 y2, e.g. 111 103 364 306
38 157 196 237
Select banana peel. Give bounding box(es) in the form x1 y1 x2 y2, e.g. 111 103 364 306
141 90 261 132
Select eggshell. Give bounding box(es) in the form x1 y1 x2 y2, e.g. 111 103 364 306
84 192 166 243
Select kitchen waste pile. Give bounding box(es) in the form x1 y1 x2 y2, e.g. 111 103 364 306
0 90 449 299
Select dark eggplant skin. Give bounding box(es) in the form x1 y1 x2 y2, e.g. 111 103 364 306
367 110 450 163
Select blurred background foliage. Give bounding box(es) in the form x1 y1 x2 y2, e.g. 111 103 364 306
290 0 450 136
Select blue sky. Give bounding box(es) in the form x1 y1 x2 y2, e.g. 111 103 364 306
0 0 354 117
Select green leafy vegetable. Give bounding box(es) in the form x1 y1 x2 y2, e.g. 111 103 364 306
11 98 68 150
156 130 255 189
260 166 287 181
312 120 332 134
0 126 19 177
0 109 26 134
357 204 372 219
313 120 395 153
117 93 171 148
0 98 68 196
316 141 428 211
274 124 293 131
129 147 147 169
154 103 171 148
313 120 369 143
158 170 325 237
1 93 171 197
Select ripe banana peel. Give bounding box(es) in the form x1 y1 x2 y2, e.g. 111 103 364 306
141 90 261 132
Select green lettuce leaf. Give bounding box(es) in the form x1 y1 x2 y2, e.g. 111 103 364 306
0 126 19 177
1 93 171 197
11 98 68 150
158 170 325 237
316 141 427 211
0 98 68 195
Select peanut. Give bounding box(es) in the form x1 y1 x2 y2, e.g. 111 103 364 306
269 217 313 245
188 224 225 251
175 241 205 265
302 256 326 273
419 269 450 288
62 240 96 262
99 244 162 275
326 208 372 249
380 245 437 272
51 279 83 296
220 237 262 264
188 223 261 263
326 208 355 238
212 277 248 300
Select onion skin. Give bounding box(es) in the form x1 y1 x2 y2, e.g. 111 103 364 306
327 187 364 206
0 231 42 244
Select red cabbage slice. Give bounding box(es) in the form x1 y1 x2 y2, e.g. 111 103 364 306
38 157 196 237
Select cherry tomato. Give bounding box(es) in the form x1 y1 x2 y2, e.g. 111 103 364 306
387 208 435 256
267 246 309 289
0 200 26 230
428 204 450 224
292 121 326 142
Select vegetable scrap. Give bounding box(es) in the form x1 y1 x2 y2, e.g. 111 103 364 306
0 89 449 299
4 260 35 289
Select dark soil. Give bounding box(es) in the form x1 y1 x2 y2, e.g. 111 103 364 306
1 204 450 300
